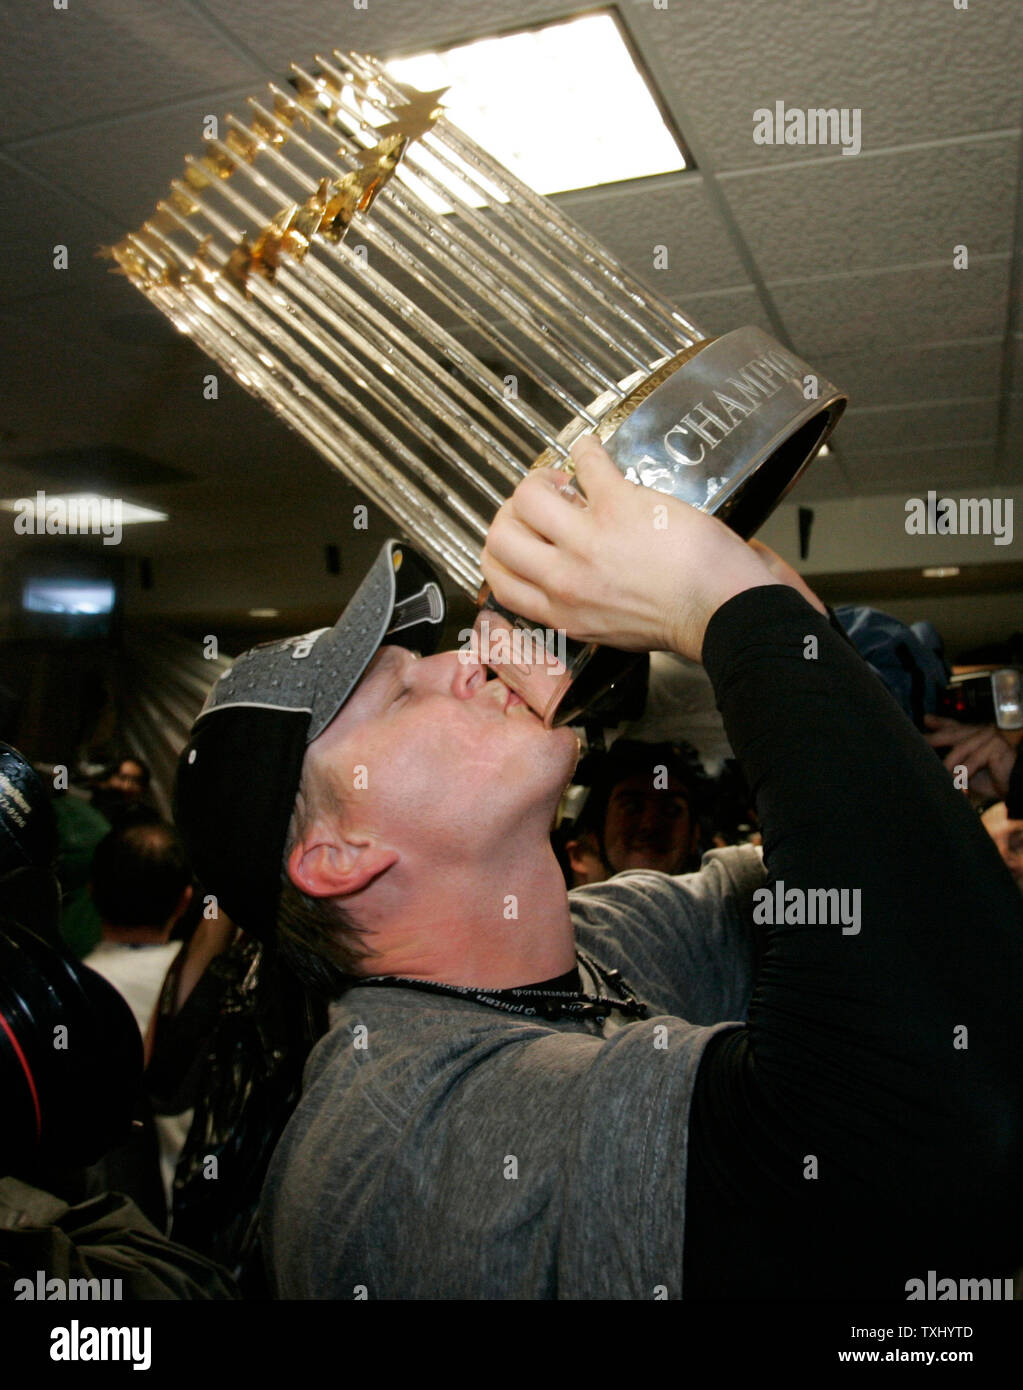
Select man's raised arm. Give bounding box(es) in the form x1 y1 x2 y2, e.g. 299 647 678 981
483 435 1023 1298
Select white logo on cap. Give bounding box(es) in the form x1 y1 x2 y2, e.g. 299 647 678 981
282 629 329 660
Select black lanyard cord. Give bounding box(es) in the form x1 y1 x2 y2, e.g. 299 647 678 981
354 952 649 1025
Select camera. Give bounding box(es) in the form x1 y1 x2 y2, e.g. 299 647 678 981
934 668 1023 731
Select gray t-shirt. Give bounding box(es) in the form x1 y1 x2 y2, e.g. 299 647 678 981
260 844 765 1299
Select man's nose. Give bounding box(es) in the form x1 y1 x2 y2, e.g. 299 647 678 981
412 648 489 699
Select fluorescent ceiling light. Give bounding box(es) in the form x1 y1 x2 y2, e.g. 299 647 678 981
922 567 960 579
248 608 280 618
385 11 686 197
1 494 167 524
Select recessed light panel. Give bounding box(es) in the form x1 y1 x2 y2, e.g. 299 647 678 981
386 11 687 197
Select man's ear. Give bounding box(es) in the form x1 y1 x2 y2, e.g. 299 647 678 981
567 832 604 877
565 839 589 875
287 828 398 901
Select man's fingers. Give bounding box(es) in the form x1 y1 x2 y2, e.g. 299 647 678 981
953 749 993 784
968 771 997 799
937 740 977 771
485 501 570 592
480 543 557 628
924 715 985 740
923 718 977 747
569 434 626 504
944 728 998 763
482 465 593 620
923 715 961 731
937 732 1000 777
507 468 589 548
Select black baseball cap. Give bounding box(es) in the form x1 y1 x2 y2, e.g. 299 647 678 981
570 739 708 836
173 540 445 938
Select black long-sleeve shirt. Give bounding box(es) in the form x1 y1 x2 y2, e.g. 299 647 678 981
1008 749 1023 821
684 585 1023 1297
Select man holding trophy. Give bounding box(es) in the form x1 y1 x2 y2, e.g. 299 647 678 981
113 50 1020 1299
175 433 1023 1299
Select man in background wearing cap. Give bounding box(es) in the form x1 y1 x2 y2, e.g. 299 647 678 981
175 436 1023 1299
562 739 706 888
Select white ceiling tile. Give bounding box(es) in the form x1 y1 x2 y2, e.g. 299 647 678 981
109 370 322 480
21 92 272 230
0 335 155 456
999 393 1023 462
623 0 1023 172
0 459 55 498
555 176 748 294
1008 335 1023 397
0 160 123 302
839 399 999 455
674 285 774 337
0 341 345 514
0 276 198 370
195 0 573 72
2 0 266 146
772 259 1012 356
845 445 999 493
719 136 1018 279
812 342 1004 410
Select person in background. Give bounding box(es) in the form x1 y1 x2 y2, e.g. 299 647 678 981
83 821 191 1041
707 759 762 850
81 820 194 1221
924 714 1022 813
145 903 241 1221
562 739 707 887
51 755 159 960
554 820 605 888
91 755 155 830
0 743 237 1296
981 801 1023 897
52 787 111 959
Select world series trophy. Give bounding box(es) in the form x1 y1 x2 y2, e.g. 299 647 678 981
107 50 847 725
